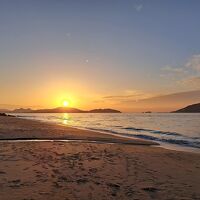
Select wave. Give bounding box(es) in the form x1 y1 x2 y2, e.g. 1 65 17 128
122 127 181 136
15 114 200 151
86 127 200 149
87 127 120 135
134 134 200 149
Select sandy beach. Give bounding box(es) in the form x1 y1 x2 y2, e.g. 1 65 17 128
0 116 200 200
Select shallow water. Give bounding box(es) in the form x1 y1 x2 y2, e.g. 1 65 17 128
13 113 200 152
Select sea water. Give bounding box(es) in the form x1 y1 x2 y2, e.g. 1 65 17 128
14 113 200 153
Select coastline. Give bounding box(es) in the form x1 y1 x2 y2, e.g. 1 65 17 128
0 116 200 199
10 112 200 153
0 116 157 145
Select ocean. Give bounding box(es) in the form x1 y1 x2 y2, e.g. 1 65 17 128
14 113 200 153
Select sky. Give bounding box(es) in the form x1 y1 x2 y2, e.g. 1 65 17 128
0 0 200 111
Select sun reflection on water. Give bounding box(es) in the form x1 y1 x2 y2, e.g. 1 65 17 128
63 120 68 125
62 113 70 125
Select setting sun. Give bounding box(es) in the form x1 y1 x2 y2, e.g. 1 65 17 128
63 100 69 107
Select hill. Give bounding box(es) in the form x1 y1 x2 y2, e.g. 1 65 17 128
173 103 200 113
11 107 121 113
32 107 84 113
88 109 121 113
13 108 33 113
0 109 10 113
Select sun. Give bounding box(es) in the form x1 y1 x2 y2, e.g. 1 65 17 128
63 100 69 107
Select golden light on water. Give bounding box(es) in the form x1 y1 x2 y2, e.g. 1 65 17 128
62 113 70 125
63 119 68 125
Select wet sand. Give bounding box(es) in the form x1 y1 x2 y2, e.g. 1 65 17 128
0 116 200 200
0 116 156 145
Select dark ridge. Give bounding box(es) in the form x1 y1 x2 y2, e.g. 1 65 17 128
9 107 121 113
173 103 200 113
87 109 121 113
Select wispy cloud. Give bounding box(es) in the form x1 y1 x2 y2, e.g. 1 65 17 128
103 90 153 102
104 95 133 99
162 65 186 74
160 54 200 88
161 54 200 74
134 4 143 12
160 65 187 78
185 54 200 72
179 76 200 88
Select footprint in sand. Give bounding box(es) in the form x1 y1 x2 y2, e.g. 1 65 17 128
76 178 89 184
142 187 158 192
8 179 21 188
107 183 120 196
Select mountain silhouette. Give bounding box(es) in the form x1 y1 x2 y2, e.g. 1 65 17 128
173 103 200 113
11 107 121 113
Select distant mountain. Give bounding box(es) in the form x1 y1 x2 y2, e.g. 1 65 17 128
173 103 200 113
35 107 85 113
11 107 121 113
88 109 121 113
13 108 33 113
0 109 10 113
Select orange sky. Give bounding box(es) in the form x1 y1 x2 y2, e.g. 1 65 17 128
0 1 200 112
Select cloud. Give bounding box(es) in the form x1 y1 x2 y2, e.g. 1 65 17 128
161 54 200 75
185 54 200 72
103 90 153 102
66 32 71 38
180 76 200 88
134 4 143 12
162 65 185 73
103 94 141 100
160 54 200 88
92 100 105 103
161 65 187 76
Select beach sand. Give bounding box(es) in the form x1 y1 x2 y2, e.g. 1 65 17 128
0 116 200 200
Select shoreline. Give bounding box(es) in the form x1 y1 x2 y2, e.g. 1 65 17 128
4 114 200 153
0 115 157 146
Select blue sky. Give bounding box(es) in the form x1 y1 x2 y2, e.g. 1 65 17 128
0 0 200 109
